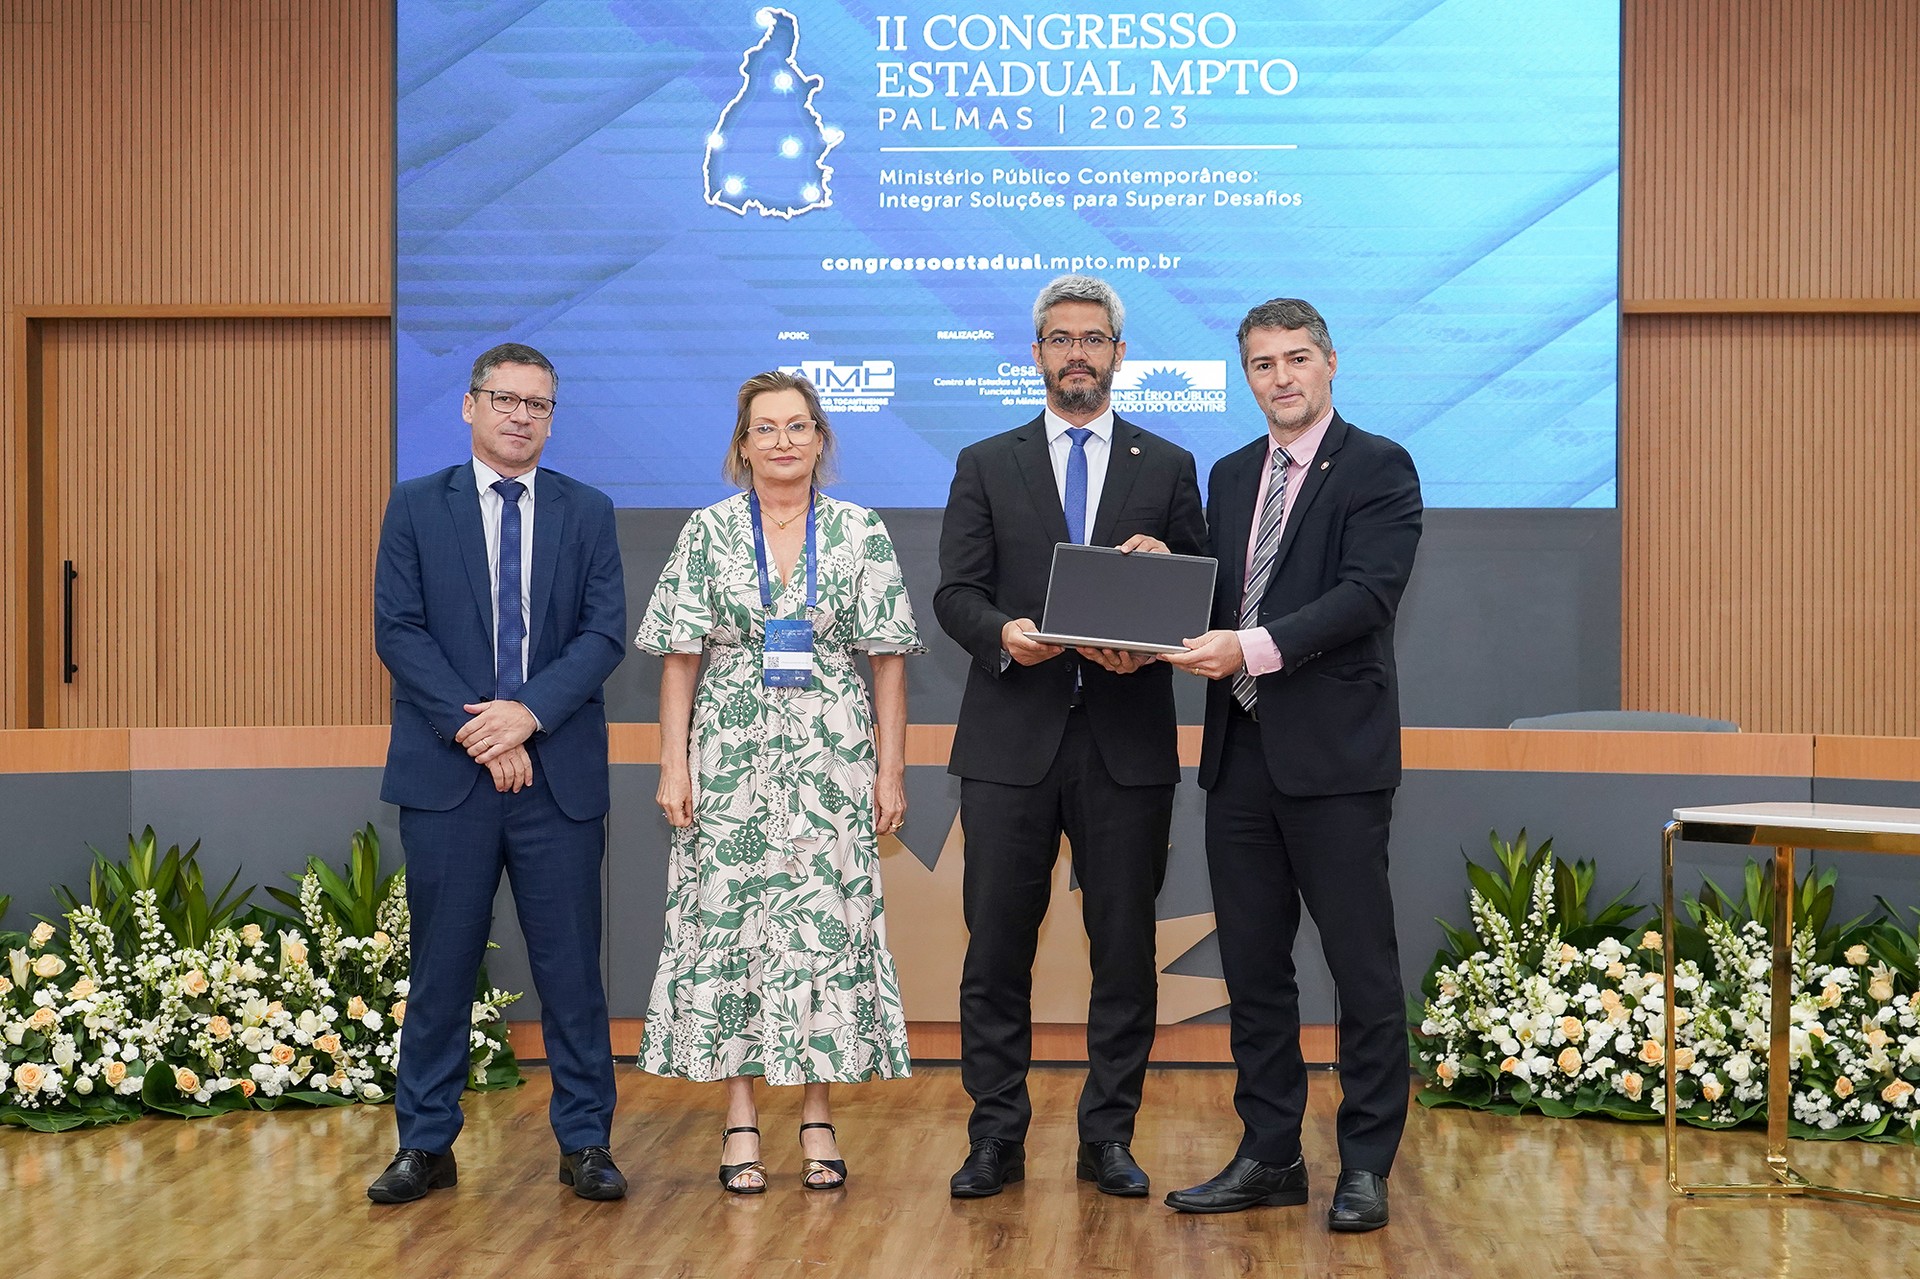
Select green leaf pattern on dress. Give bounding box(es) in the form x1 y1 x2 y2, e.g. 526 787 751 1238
635 494 922 1084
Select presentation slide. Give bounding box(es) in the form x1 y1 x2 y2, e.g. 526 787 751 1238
397 2 1619 508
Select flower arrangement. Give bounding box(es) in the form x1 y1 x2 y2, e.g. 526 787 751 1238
1412 831 1920 1143
0 826 521 1132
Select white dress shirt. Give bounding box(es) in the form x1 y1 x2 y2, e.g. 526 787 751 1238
1043 405 1114 537
473 457 536 686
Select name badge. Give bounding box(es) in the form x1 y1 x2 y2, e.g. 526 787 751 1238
764 618 815 688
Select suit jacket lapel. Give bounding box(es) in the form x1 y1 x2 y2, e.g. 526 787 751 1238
529 470 566 660
1262 413 1349 602
1089 418 1144 547
1223 440 1265 598
445 466 492 633
1013 419 1071 545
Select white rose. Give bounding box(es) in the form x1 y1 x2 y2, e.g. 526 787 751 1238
361 1011 382 1031
74 1075 93 1095
0 1063 10 1089
51 1041 76 1068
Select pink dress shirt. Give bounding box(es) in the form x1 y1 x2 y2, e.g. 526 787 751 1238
1236 409 1334 675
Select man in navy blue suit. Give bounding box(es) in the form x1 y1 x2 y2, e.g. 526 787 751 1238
368 342 628 1204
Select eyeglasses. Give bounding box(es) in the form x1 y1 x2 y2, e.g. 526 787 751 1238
1040 334 1115 352
748 420 819 447
472 388 556 418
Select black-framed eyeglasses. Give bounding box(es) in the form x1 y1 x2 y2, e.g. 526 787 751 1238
473 388 556 418
1040 334 1114 351
748 420 819 447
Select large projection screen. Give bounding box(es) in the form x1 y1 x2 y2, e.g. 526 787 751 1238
398 3 1620 509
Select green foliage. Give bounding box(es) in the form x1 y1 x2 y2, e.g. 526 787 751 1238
53 827 253 951
1682 860 1871 965
264 824 394 936
1431 829 1647 966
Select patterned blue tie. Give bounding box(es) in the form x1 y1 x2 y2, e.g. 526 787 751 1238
1232 446 1292 713
492 478 526 700
1064 427 1092 543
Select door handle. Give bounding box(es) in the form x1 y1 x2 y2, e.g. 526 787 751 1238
62 560 77 683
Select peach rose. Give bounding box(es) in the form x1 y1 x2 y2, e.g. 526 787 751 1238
1557 1047 1582 1075
280 937 308 968
240 924 264 948
1435 1061 1457 1085
68 977 95 1001
32 954 65 979
13 1063 46 1092
372 930 391 947
1846 944 1870 966
29 922 55 947
239 1079 257 1098
103 1060 127 1087
1881 1079 1915 1106
1819 984 1842 1008
1834 1076 1855 1098
207 1016 232 1041
1560 1016 1584 1042
1673 1047 1695 1071
1500 1056 1521 1075
1639 930 1663 952
329 1070 349 1091
270 1043 295 1066
1639 1039 1664 1065
180 969 210 998
1620 1071 1644 1100
346 996 368 1020
0 977 11 997
1870 976 1895 1002
1606 962 1627 981
1701 1076 1724 1102
390 1000 407 1027
314 1033 342 1056
266 1001 284 1018
1866 1027 1892 1051
174 1066 200 1094
1558 943 1580 965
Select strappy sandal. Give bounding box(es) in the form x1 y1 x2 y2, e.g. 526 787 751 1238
799 1121 848 1190
719 1125 766 1194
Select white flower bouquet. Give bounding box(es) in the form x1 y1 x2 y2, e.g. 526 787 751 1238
1412 831 1920 1143
0 826 521 1132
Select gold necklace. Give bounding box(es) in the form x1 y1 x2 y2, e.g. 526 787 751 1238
759 492 810 529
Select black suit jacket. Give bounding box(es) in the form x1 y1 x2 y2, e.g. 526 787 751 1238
1197 412 1422 796
935 414 1207 786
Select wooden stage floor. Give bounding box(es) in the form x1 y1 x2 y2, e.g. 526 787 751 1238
2 1066 1916 1278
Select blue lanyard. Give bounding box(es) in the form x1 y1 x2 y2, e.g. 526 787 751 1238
748 489 817 614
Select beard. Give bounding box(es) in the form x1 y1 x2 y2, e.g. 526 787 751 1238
1043 360 1115 416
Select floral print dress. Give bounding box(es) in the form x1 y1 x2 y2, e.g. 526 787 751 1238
635 492 921 1084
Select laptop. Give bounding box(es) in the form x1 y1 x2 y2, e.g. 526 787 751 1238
1025 543 1218 655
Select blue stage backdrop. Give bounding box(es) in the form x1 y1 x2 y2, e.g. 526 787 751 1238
398 2 1619 508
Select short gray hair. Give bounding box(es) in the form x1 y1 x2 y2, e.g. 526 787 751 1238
1236 298 1333 364
470 342 559 396
1032 275 1124 339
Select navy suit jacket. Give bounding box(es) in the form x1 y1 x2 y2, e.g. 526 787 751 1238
1196 412 1422 796
374 463 626 821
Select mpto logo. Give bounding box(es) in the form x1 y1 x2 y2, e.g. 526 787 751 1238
1110 360 1229 414
779 359 897 413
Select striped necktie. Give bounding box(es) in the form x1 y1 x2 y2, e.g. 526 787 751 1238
1232 446 1292 713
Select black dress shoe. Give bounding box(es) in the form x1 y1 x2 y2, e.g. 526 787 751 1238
367 1148 457 1204
950 1138 1025 1198
1328 1169 1388 1232
559 1146 628 1200
1163 1155 1308 1214
1076 1141 1149 1197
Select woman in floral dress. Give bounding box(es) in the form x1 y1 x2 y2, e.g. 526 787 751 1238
636 370 920 1192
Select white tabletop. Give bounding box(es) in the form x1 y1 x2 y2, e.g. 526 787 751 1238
1672 801 1920 837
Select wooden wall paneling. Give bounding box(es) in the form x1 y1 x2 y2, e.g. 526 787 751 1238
1624 0 1920 305
36 317 391 727
1 1 392 727
1623 315 1920 734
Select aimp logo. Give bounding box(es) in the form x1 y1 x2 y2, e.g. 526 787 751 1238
1110 360 1229 414
778 359 897 413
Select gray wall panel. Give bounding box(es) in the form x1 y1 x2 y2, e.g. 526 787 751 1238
0 772 134 923
609 506 1623 730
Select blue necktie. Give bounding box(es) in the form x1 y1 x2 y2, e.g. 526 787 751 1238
1064 427 1092 544
492 478 526 700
